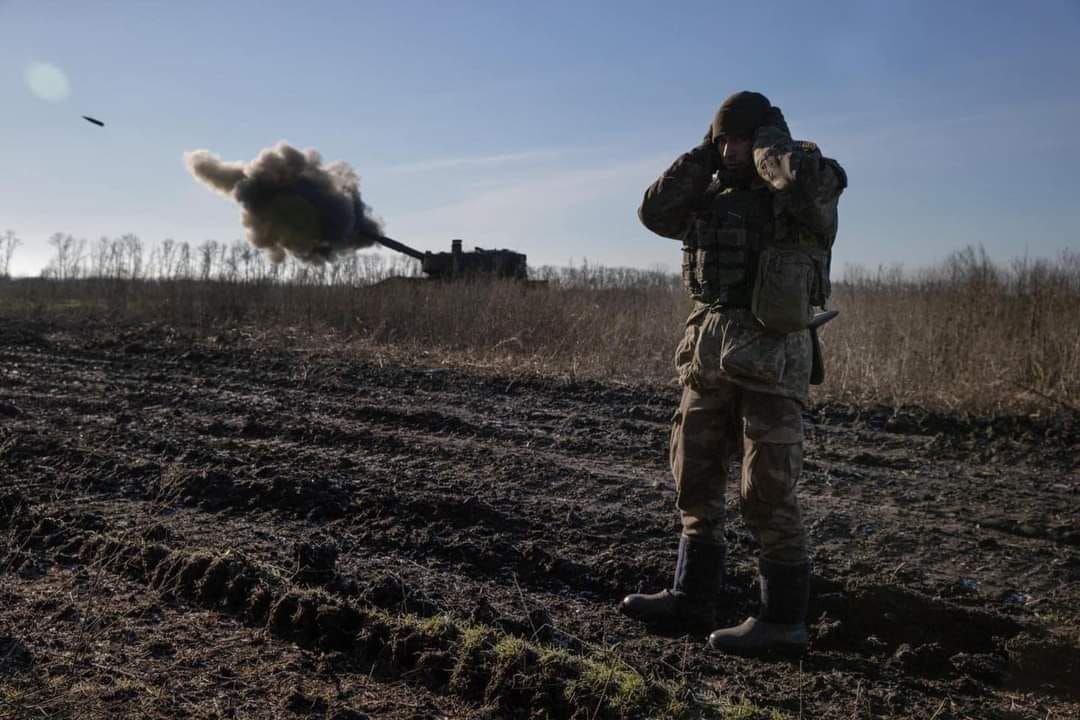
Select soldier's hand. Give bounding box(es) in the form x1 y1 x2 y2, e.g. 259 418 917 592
689 124 720 174
760 105 791 137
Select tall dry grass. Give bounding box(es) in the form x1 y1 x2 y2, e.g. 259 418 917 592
822 247 1080 413
0 234 1076 414
0 274 688 381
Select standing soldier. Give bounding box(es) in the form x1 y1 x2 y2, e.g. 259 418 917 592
622 91 846 655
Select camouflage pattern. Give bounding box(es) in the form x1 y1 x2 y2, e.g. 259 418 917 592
675 304 813 406
639 114 846 406
754 126 848 241
670 383 807 563
679 184 774 308
640 102 844 567
635 144 716 240
754 126 847 309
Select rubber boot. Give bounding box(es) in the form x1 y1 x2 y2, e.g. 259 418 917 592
620 535 724 629
708 558 810 656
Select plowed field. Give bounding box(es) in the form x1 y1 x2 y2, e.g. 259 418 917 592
2 321 1078 719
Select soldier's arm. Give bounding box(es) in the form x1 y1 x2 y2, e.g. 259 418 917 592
753 126 847 235
637 143 715 240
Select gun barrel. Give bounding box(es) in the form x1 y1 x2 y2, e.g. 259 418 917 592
372 234 426 261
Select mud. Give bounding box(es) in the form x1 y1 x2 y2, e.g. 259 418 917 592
1 320 1078 719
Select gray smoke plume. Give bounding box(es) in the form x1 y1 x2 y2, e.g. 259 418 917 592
184 142 383 264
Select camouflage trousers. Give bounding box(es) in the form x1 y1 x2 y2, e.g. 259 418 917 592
670 381 808 564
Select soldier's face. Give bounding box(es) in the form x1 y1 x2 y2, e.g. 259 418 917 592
718 137 753 172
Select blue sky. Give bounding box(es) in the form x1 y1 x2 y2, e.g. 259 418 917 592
2 0 1078 276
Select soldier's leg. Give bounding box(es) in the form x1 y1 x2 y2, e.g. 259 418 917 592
621 383 740 627
709 391 810 654
738 391 807 564
671 383 741 544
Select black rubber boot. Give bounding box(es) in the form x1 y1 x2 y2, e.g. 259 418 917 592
620 535 724 629
708 558 810 656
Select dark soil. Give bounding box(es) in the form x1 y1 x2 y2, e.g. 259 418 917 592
1 320 1077 719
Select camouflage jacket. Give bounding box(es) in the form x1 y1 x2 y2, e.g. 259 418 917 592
638 123 846 406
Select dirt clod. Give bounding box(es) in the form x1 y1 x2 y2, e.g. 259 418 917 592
293 539 339 585
0 636 33 674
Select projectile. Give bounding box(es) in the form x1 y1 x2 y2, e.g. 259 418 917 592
808 310 839 329
82 115 105 127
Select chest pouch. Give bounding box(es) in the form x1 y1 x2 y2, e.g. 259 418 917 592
751 245 817 334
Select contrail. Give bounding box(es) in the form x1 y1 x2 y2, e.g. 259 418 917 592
184 142 383 264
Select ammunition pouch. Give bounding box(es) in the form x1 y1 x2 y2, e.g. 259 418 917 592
681 218 754 306
751 245 831 334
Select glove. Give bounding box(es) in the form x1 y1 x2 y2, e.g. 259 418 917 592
757 105 791 139
688 124 720 175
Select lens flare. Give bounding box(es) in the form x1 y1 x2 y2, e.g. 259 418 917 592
24 61 70 102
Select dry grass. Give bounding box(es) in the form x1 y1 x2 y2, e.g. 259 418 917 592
823 247 1080 413
0 242 1076 415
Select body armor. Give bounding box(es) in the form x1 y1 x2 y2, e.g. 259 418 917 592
681 185 772 306
639 122 845 403
681 169 839 319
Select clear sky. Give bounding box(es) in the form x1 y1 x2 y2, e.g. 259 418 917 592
2 0 1078 277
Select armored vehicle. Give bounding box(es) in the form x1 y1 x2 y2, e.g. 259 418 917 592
375 236 528 281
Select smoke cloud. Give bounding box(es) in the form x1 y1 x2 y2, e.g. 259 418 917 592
184 142 383 264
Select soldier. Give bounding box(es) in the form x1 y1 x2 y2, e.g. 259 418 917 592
622 91 846 655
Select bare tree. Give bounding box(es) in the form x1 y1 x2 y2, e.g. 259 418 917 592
216 242 228 280
159 238 176 279
175 241 191 279
199 240 217 281
0 230 20 278
120 234 143 279
108 237 127 278
45 233 87 280
224 241 242 283
89 237 111 277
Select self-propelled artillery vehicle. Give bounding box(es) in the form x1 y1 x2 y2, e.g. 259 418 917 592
374 236 528 281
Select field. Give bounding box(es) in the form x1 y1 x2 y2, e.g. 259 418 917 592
1 247 1079 719
0 309 1076 719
